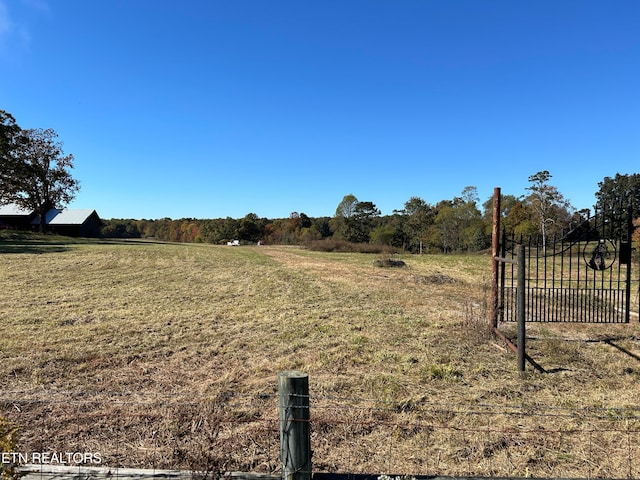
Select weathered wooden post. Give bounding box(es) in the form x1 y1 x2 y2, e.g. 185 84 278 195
278 371 311 480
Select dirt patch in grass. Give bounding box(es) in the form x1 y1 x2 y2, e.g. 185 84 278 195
373 257 406 268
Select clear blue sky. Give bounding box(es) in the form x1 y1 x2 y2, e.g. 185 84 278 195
1 1 638 220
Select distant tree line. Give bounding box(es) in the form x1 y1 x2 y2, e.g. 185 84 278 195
102 171 640 255
2 107 637 250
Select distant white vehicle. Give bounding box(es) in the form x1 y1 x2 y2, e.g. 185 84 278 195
227 240 240 246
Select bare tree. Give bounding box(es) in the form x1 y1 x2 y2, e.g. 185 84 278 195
526 170 572 252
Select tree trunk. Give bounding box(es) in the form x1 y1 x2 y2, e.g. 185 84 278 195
38 204 51 233
40 209 46 233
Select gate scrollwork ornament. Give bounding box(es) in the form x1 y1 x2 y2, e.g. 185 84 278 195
583 239 616 271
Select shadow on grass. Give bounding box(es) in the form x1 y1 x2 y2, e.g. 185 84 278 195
0 244 69 254
604 338 640 363
544 367 571 373
0 232 82 253
524 336 640 373
0 236 197 254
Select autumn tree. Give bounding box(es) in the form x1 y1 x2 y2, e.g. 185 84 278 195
101 219 142 238
482 194 539 239
10 128 80 232
198 217 239 244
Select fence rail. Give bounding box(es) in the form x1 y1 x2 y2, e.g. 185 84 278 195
4 373 640 479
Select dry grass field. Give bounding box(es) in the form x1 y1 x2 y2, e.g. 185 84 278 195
2 233 640 477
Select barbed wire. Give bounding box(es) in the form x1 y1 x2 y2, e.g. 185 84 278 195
4 390 640 430
4 389 640 478
5 389 640 415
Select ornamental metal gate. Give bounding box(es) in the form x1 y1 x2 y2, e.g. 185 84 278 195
496 203 638 324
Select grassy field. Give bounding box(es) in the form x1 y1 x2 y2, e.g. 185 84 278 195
2 233 640 477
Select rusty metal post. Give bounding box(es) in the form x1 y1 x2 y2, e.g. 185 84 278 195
491 187 501 329
517 244 526 372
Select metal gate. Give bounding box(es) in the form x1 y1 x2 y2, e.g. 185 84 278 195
495 202 638 324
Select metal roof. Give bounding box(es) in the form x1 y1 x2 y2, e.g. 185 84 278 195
29 209 98 226
48 209 97 225
31 209 62 225
1 204 98 225
0 203 32 216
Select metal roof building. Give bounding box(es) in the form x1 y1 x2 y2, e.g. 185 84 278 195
0 203 35 230
48 209 98 226
33 208 102 237
0 203 32 216
1 204 101 237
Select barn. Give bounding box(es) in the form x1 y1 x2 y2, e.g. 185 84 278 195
0 204 102 237
36 208 102 237
0 203 35 230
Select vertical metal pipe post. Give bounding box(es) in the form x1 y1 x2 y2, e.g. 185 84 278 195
625 204 633 323
517 244 526 372
491 187 501 329
278 371 311 480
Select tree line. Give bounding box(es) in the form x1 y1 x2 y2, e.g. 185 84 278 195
2 109 637 252
0 110 79 231
103 172 640 255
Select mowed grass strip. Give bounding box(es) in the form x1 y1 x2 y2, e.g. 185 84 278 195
1 241 492 397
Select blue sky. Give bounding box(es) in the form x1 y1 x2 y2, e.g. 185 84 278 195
1 1 638 220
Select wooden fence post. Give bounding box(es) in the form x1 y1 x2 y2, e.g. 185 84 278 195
278 371 311 480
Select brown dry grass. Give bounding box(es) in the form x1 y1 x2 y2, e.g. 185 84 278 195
1 235 640 477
